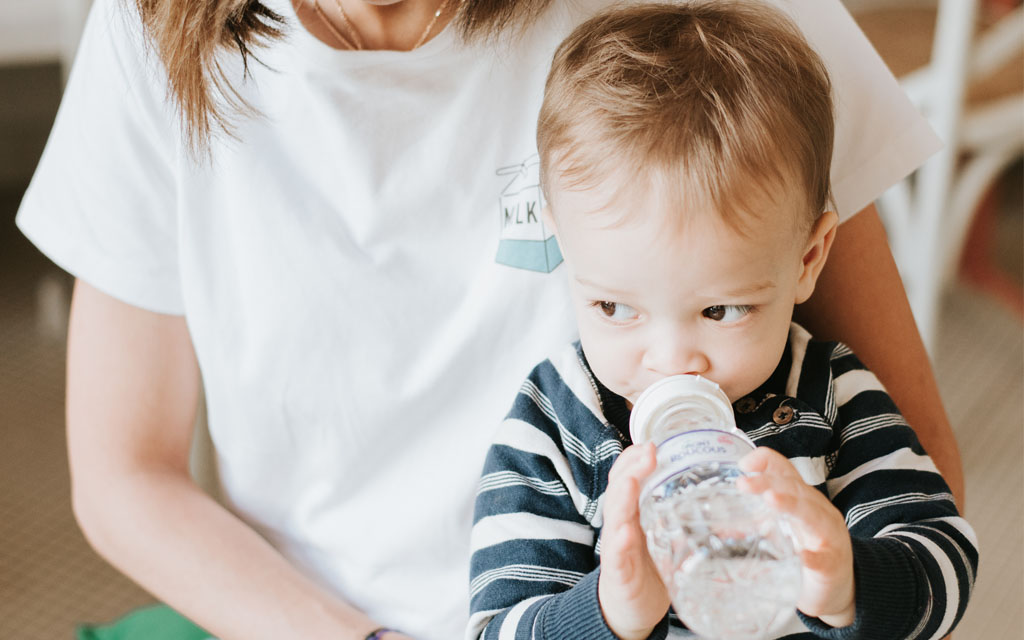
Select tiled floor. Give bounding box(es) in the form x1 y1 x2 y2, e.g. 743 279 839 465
932 284 1023 639
0 64 157 638
0 186 155 639
0 63 1021 640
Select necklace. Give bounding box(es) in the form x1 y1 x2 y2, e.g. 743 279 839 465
330 0 367 50
411 0 453 50
309 0 358 49
311 0 454 51
312 0 361 49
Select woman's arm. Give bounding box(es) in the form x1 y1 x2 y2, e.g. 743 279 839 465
67 280 395 640
794 204 965 507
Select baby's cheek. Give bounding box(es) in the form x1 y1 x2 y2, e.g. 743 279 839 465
593 355 634 398
723 345 777 401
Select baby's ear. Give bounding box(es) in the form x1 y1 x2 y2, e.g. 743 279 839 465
794 211 838 304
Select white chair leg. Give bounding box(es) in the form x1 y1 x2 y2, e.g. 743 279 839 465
906 0 978 352
940 147 1024 289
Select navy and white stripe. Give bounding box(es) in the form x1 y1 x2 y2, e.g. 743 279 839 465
467 324 977 639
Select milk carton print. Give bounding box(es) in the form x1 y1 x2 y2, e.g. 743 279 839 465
494 155 563 273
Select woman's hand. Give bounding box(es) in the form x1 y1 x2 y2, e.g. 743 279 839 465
739 447 855 628
598 443 671 640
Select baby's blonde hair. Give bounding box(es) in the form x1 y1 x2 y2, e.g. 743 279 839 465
538 1 834 232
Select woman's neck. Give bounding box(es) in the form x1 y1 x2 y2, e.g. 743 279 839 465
294 0 456 51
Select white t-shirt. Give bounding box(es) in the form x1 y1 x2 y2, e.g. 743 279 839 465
17 0 939 637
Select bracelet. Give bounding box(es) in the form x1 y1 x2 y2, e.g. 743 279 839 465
364 628 396 640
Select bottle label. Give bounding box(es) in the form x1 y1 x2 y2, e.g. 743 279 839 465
644 429 754 494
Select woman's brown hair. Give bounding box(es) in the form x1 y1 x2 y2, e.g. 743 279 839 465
133 0 553 153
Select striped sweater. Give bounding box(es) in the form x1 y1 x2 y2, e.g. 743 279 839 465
468 324 977 640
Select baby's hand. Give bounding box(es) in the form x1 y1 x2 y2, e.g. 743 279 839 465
739 447 856 628
599 442 670 640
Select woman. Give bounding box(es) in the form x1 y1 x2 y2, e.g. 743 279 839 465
18 1 962 638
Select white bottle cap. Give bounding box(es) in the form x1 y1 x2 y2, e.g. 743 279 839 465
629 375 737 446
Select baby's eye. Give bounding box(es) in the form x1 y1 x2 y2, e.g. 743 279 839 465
702 305 754 322
594 301 639 322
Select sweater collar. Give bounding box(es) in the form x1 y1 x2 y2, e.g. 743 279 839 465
574 343 633 442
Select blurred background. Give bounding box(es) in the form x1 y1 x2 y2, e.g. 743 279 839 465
0 0 1021 638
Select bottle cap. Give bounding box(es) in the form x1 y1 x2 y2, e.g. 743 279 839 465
629 375 736 445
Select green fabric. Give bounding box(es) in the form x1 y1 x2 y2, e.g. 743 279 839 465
76 605 214 640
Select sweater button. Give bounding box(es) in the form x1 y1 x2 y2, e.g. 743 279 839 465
772 405 795 425
735 397 758 414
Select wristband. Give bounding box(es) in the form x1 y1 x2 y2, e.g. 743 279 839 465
364 628 396 640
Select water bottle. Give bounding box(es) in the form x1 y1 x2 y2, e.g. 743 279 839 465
632 375 802 640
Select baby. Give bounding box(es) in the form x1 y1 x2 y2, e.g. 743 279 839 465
468 2 977 639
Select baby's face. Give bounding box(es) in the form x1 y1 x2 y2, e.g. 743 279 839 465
547 176 832 405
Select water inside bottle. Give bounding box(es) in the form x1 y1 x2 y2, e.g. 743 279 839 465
640 463 802 640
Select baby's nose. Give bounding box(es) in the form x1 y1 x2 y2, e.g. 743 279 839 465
643 338 710 377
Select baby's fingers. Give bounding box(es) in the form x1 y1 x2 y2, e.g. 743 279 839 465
604 473 642 527
739 446 803 479
738 472 805 514
601 474 651 583
608 442 657 485
603 444 657 535
739 473 844 551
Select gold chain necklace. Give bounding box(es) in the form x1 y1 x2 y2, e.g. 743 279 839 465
311 0 454 51
329 0 367 50
411 0 453 49
312 0 360 49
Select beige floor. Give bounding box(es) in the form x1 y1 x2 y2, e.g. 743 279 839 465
934 285 1023 639
0 68 1021 639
